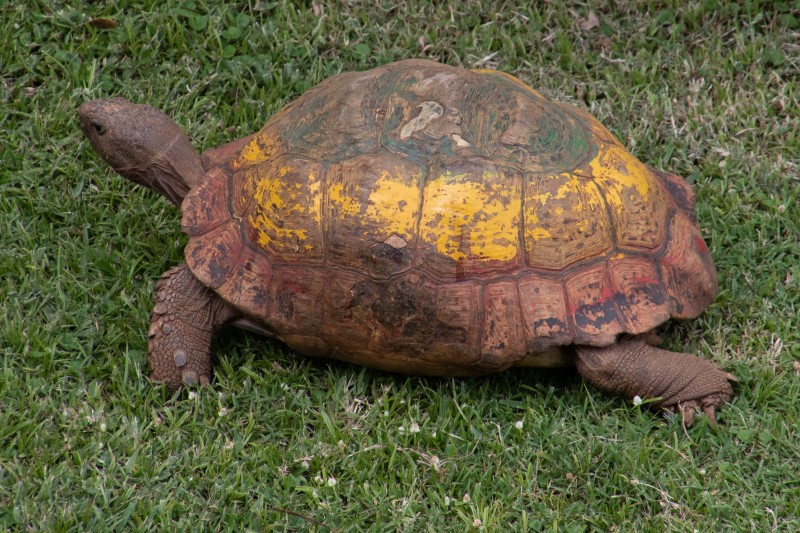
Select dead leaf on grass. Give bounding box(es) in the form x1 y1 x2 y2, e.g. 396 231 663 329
89 18 118 29
578 12 600 31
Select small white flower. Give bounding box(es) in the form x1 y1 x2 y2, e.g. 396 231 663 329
337 440 345 447
188 391 198 400
384 410 389 417
444 495 451 506
462 493 471 503
514 420 524 430
301 460 309 468
398 425 405 432
218 392 225 399
98 441 104 449
633 395 643 406
473 518 483 527
218 407 228 417
432 431 437 438
409 423 420 434
327 477 337 487
314 475 323 484
99 423 107 432
400 399 405 404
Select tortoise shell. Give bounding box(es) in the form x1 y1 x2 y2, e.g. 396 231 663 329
181 59 716 375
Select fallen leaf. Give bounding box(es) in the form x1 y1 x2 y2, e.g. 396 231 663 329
89 17 118 29
578 11 600 31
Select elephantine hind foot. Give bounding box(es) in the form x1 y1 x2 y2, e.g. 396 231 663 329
575 335 736 426
148 263 238 390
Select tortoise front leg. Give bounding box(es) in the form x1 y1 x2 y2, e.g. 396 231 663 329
575 336 736 425
148 263 239 390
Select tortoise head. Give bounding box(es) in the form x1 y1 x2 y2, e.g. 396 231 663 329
79 97 204 206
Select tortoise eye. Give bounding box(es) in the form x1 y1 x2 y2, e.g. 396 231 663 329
93 122 106 135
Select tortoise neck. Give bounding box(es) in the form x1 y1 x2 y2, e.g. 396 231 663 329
136 132 205 207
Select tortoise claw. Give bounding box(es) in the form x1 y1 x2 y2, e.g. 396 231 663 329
680 402 697 426
182 370 199 386
663 394 728 428
703 404 719 427
181 369 211 388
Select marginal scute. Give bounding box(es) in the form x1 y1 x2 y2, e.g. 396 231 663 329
185 220 243 289
607 256 669 333
481 281 526 370
269 266 325 335
322 269 376 350
434 283 481 361
213 245 273 319
565 262 624 344
650 166 697 216
181 167 229 236
518 274 571 351
660 212 717 319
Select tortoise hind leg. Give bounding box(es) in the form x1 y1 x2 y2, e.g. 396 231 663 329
575 335 736 425
148 263 239 390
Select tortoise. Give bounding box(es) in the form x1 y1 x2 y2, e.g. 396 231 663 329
79 59 735 424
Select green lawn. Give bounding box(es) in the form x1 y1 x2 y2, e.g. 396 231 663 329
2 0 799 530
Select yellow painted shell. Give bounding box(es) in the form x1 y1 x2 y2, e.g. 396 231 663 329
180 60 716 375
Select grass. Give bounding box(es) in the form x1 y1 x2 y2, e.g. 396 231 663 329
2 0 799 530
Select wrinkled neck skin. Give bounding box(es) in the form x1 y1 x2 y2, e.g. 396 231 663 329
122 134 205 206
79 98 205 206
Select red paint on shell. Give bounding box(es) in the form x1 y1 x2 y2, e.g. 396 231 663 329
695 237 708 251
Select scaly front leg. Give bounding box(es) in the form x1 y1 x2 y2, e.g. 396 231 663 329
148 263 239 390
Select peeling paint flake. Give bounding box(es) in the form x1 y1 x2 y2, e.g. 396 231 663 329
400 101 444 139
451 133 471 147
